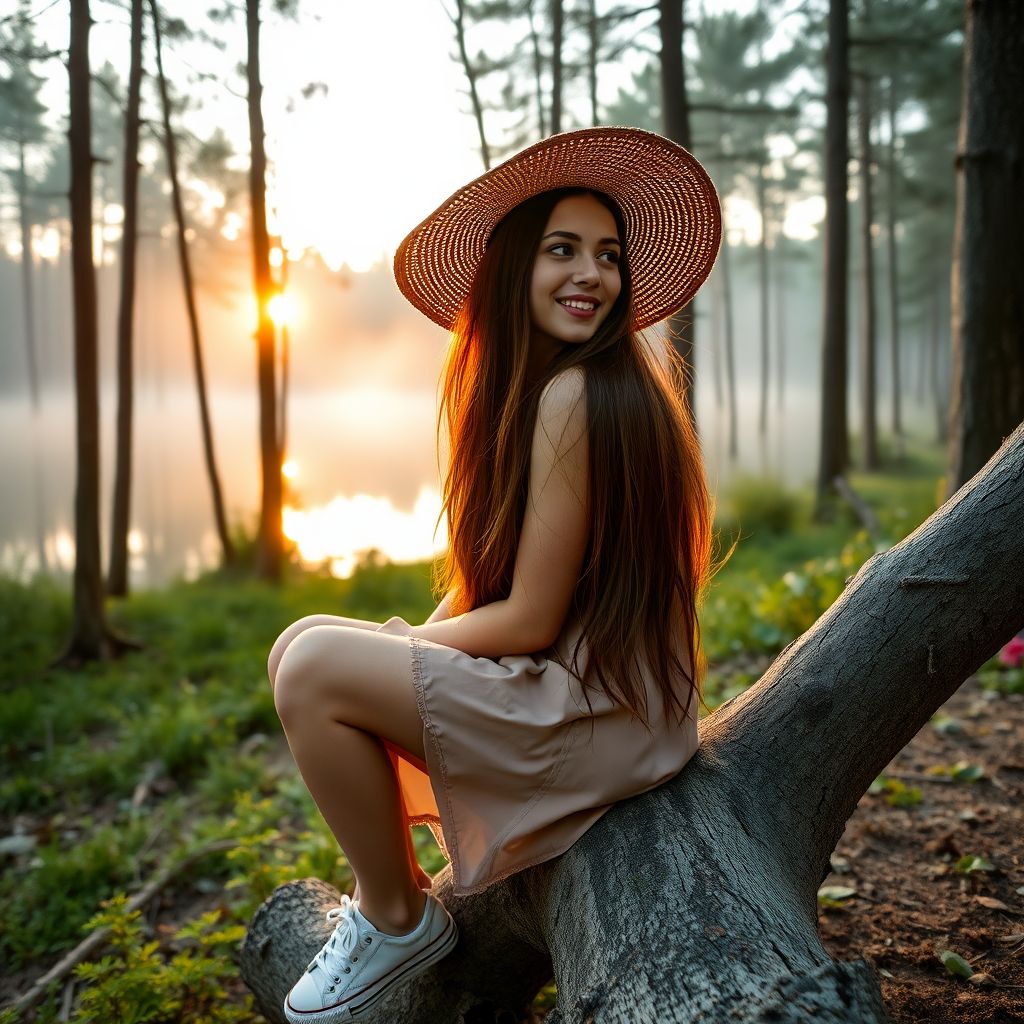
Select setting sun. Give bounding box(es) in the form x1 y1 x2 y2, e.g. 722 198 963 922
268 292 298 327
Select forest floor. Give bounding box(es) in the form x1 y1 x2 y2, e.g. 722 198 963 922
817 673 1024 1024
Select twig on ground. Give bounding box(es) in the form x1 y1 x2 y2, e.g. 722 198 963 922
3 837 238 1016
833 475 883 541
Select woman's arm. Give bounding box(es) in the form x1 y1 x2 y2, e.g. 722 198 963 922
411 369 589 657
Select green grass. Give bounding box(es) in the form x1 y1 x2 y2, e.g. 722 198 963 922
0 447 960 1017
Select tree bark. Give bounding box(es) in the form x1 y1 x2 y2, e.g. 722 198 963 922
815 0 850 513
452 0 491 169
107 0 145 597
247 0 283 581
658 0 696 416
59 0 112 664
242 419 1024 1024
945 0 1024 496
857 73 878 471
550 0 563 135
885 74 902 453
151 0 235 569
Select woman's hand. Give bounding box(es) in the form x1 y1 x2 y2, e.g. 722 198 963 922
411 369 588 657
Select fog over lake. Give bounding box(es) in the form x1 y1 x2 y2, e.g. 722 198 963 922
0 236 944 587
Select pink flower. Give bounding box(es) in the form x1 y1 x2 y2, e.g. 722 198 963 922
999 636 1024 668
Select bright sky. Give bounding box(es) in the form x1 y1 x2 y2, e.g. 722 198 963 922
30 0 489 270
24 0 816 272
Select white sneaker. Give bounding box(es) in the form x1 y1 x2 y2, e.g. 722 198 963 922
283 893 458 1023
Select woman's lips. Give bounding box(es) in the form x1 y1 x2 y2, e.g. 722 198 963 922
556 296 599 320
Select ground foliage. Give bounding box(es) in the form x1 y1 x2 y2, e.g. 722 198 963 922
1 451 1022 1021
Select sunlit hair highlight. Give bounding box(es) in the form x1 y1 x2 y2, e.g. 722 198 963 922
437 187 712 722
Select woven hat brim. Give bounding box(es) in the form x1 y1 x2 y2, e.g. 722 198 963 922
394 127 721 333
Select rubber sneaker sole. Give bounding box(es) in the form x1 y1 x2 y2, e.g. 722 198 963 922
283 916 459 1024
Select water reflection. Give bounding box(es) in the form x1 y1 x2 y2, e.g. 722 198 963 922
284 488 446 578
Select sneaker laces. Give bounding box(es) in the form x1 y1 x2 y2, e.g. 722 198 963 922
311 895 361 982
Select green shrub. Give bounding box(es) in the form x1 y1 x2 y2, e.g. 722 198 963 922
0 575 70 688
718 475 800 539
73 897 249 1023
0 819 150 969
703 532 876 661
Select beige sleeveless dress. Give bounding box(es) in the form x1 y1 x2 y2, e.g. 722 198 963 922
376 613 699 895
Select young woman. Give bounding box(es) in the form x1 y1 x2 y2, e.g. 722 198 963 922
269 127 721 1022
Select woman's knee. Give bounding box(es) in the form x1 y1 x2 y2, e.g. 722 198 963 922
268 615 325 689
273 625 355 728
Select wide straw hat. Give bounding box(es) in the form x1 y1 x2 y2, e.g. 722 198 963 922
394 126 721 332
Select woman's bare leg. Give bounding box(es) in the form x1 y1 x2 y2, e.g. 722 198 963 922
272 623 429 935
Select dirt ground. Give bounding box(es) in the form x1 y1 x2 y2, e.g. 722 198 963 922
817 676 1024 1023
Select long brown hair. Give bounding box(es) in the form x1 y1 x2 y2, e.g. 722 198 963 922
438 187 711 723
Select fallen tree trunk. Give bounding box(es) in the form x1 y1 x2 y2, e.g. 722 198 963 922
241 420 1024 1023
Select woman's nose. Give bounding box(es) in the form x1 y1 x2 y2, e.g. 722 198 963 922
572 254 601 284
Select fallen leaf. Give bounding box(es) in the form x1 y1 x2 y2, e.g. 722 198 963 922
967 972 995 987
1017 885 1024 896
951 762 985 783
879 968 894 979
818 885 857 902
937 949 974 979
956 855 995 875
997 933 1024 946
975 896 1010 911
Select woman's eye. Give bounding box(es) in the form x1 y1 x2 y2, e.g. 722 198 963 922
549 243 573 257
598 251 620 264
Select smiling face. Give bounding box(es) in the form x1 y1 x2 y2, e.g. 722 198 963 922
528 193 622 356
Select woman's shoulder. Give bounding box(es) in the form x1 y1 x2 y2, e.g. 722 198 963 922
538 367 586 421
533 367 587 463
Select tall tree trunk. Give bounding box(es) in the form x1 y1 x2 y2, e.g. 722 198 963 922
946 0 1024 496
18 128 48 577
757 165 770 437
241 421 1024 1024
526 0 546 138
17 136 39 410
885 73 902 453
550 0 563 134
776 228 787 412
930 273 947 445
107 0 145 598
658 0 696 415
857 73 878 470
60 0 111 663
151 0 235 569
278 256 289 461
816 0 850 513
587 0 598 126
247 0 283 581
721 229 738 459
452 0 491 168
710 267 723 410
